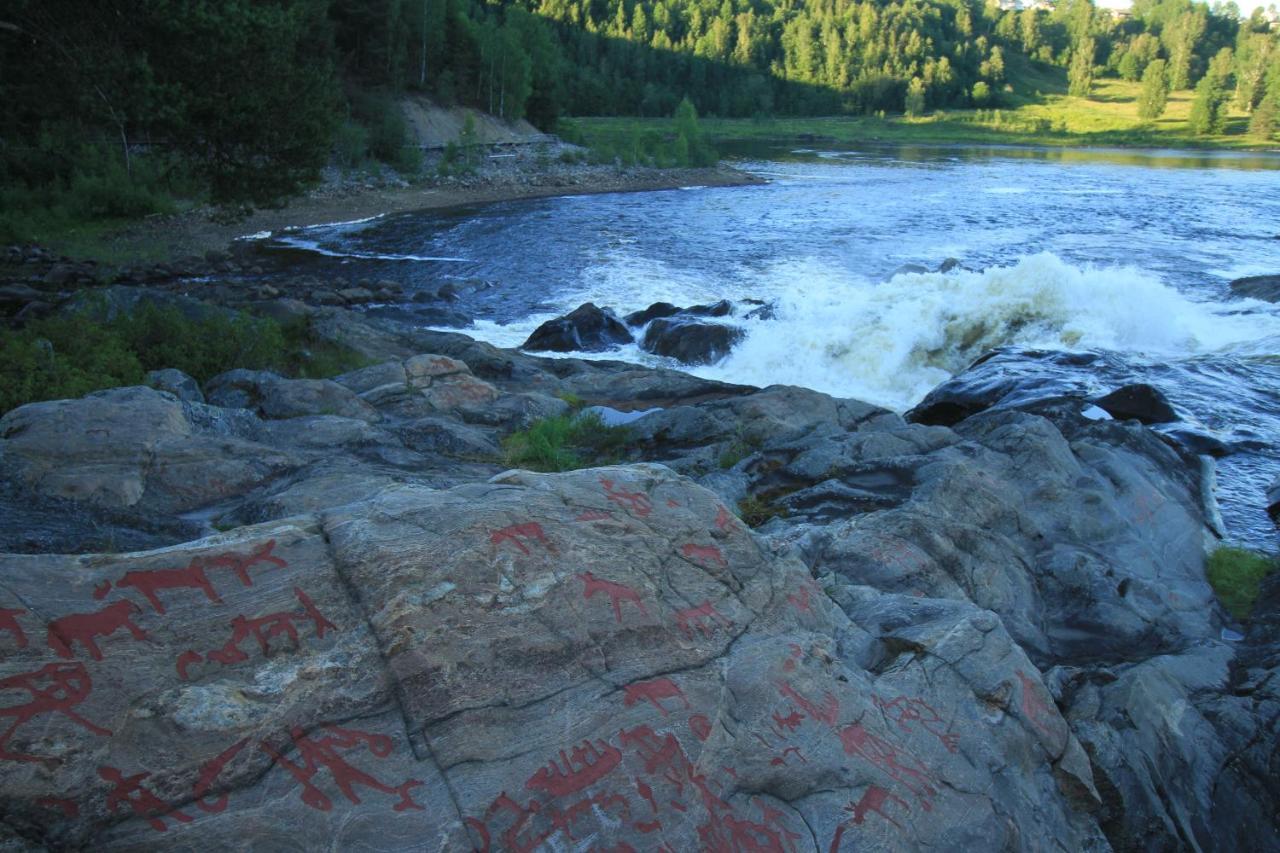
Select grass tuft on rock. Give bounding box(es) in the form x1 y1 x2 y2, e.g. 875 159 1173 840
503 411 632 473
1207 546 1278 621
737 494 789 528
0 302 369 415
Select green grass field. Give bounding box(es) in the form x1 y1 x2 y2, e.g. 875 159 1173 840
574 63 1277 154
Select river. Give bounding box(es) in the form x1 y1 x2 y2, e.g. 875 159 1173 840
255 143 1280 549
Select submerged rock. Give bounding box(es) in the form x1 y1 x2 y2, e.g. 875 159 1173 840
522 302 633 352
1228 274 1280 302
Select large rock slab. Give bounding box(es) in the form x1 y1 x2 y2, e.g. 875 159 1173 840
0 466 1121 850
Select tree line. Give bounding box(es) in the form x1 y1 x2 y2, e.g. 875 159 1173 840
2 0 1278 217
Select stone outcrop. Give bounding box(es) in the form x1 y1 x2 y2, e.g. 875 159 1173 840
0 307 1277 851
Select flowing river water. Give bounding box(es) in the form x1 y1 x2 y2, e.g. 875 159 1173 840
254 143 1280 549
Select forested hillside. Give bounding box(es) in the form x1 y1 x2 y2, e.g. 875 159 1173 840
2 0 1278 217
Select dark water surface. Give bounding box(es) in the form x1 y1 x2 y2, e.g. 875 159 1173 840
254 143 1280 548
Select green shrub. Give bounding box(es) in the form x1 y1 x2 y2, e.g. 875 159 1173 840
737 494 788 527
0 302 369 415
1207 547 1278 621
503 411 632 472
333 120 370 168
718 427 763 469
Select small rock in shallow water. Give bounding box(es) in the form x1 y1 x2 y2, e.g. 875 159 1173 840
1094 383 1177 424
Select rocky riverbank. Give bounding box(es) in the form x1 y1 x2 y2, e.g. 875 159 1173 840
17 144 762 269
0 293 1277 850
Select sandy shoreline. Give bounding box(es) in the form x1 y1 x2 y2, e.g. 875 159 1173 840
104 164 764 262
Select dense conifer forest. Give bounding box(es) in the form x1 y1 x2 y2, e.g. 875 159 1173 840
2 0 1277 213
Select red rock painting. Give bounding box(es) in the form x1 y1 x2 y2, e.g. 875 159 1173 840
100 767 193 832
838 723 937 806
202 540 287 587
260 725 424 813
117 562 223 614
875 694 959 753
828 785 910 851
526 740 623 797
601 478 653 517
680 543 728 570
674 601 732 639
46 600 148 661
578 572 649 623
0 662 112 762
0 608 27 648
179 587 336 678
490 521 555 556
622 678 691 716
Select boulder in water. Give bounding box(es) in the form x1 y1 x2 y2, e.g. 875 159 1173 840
641 317 744 365
623 301 681 326
523 302 633 352
1229 274 1280 302
1094 384 1178 425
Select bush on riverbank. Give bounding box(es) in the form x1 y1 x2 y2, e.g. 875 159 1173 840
1207 546 1279 621
502 410 633 472
0 303 368 415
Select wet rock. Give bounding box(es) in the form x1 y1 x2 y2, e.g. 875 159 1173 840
623 301 681 326
1267 474 1279 523
1228 274 1280 302
522 302 633 352
337 287 375 304
145 369 205 404
1094 384 1177 425
641 317 744 365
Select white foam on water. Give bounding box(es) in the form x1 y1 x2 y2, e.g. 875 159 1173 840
692 252 1280 411
271 235 470 263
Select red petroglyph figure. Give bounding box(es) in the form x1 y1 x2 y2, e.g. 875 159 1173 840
0 608 27 648
92 582 112 600
634 776 661 829
675 600 732 639
622 677 691 716
574 509 614 522
782 643 804 672
36 797 79 817
175 651 203 681
46 600 148 661
526 739 623 796
578 572 649 624
667 499 682 509
193 738 250 813
117 562 222 614
0 662 112 762
772 708 805 735
195 587 336 674
715 506 738 533
680 543 728 570
601 478 652 517
469 790 631 853
786 585 811 614
828 786 911 851
100 767 193 832
260 725 424 812
490 522 555 556
204 540 287 587
875 694 959 753
1016 670 1057 738
770 746 807 767
838 724 937 806
777 682 838 727
689 714 713 741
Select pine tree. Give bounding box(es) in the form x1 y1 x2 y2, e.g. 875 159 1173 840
1137 59 1170 120
1250 90 1278 140
1068 39 1095 98
1189 49 1235 135
904 77 926 116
